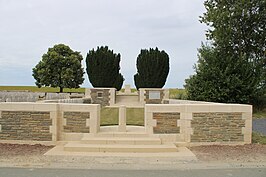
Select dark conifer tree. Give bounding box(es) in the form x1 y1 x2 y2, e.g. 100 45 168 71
134 48 170 89
86 46 124 90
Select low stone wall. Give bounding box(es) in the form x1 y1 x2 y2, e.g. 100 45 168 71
0 103 100 144
44 98 90 104
63 112 90 133
0 101 252 146
153 113 180 134
165 99 214 104
145 103 252 145
0 91 84 102
191 112 245 142
0 111 52 141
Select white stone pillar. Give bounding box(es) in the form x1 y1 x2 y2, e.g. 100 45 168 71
118 105 126 132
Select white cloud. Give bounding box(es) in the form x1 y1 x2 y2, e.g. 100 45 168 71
0 0 206 88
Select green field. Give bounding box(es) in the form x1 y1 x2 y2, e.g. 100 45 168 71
0 86 185 96
169 88 187 99
0 86 85 93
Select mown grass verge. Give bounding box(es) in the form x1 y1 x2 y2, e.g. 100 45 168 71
252 132 266 145
253 111 266 119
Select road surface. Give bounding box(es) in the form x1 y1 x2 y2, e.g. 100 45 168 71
0 167 265 177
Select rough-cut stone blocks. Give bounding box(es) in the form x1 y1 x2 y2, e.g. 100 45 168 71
90 89 110 106
153 112 180 134
0 111 52 141
191 112 245 142
63 112 90 133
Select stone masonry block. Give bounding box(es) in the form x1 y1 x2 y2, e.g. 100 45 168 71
86 119 90 127
90 89 110 106
63 118 67 126
63 112 90 133
177 119 181 127
153 112 180 134
49 125 53 134
191 112 245 142
0 111 52 141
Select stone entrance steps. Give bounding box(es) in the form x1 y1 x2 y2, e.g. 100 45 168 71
81 137 162 145
63 132 179 153
64 143 178 153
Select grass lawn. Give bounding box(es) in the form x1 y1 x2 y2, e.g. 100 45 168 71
252 132 266 145
0 86 85 93
119 88 137 93
126 108 144 126
100 107 144 126
100 107 119 126
253 110 266 119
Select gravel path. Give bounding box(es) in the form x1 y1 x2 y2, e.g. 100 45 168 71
253 119 266 135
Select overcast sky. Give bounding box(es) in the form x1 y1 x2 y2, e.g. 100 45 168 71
0 0 207 88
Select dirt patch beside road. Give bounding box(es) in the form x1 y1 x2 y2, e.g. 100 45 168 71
0 143 54 156
189 144 266 162
0 143 266 169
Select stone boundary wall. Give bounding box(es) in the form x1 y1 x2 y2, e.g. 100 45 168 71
145 103 252 145
165 99 215 105
191 112 245 142
0 91 84 102
0 103 100 144
0 111 52 141
63 112 90 133
153 113 180 134
0 101 252 146
43 98 91 104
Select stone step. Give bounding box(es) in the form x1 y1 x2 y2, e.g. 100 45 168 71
81 137 162 145
174 142 189 147
87 131 150 138
64 143 178 153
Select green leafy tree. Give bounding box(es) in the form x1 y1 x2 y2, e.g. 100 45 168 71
134 48 169 89
86 46 124 90
185 0 266 105
185 45 259 103
32 44 84 92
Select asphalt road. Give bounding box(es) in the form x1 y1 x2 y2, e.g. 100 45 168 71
0 167 265 177
253 119 266 135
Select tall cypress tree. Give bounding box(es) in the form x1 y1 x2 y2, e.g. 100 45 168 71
134 48 170 89
86 46 124 90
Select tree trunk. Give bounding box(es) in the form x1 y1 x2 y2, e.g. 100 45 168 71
59 87 63 93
